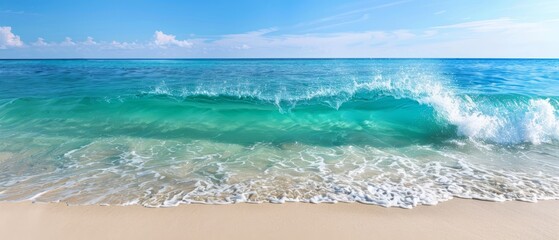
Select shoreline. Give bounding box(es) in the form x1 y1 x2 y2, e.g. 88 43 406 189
1 199 558 240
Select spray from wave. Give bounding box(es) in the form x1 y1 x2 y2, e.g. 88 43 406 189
365 70 559 145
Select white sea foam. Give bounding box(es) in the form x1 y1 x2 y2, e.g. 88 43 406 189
523 99 559 144
1 138 558 208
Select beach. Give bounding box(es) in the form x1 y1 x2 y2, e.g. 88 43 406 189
1 59 559 239
1 199 558 240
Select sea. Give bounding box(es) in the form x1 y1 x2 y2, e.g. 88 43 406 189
0 59 558 208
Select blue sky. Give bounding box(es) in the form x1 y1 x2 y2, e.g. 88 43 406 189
1 0 558 58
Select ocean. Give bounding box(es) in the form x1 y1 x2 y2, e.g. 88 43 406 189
0 59 558 208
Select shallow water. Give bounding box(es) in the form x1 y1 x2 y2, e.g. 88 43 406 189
0 59 558 208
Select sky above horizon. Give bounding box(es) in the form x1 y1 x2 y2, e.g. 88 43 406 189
1 0 559 58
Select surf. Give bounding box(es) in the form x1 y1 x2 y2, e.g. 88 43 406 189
1 59 559 208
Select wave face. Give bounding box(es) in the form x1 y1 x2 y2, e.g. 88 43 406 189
0 59 558 208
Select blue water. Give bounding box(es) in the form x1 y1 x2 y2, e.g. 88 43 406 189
0 59 558 208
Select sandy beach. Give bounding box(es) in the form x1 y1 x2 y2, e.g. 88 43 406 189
1 199 557 240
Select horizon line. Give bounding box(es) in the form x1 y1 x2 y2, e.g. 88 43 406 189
1 57 559 60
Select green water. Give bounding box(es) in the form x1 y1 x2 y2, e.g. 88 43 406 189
0 59 558 208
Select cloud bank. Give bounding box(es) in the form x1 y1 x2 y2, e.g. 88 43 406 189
1 18 559 58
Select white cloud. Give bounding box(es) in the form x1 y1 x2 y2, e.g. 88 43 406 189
235 44 250 50
61 37 76 46
392 30 415 40
82 36 97 45
422 30 438 38
434 10 446 15
0 26 24 49
195 19 559 58
433 18 538 33
296 0 410 30
153 31 192 48
0 9 25 15
212 28 408 53
33 37 48 46
108 40 142 49
421 18 559 58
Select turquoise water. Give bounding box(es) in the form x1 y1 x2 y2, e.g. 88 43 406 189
0 59 558 208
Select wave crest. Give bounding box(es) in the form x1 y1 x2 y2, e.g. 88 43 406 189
142 69 559 145
366 71 559 145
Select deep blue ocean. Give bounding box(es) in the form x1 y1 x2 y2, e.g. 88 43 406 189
0 59 558 208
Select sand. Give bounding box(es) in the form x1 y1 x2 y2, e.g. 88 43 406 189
0 199 558 240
